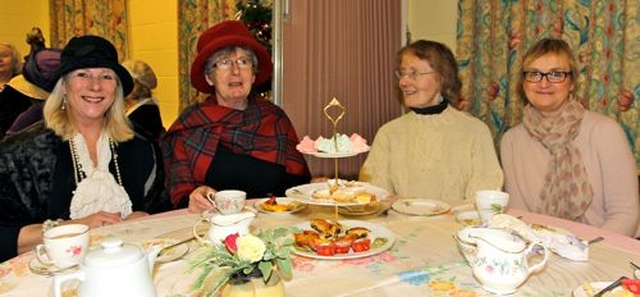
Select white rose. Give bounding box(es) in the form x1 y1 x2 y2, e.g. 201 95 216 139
236 234 266 263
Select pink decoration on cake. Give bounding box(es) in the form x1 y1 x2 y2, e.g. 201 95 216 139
296 136 318 153
349 133 370 152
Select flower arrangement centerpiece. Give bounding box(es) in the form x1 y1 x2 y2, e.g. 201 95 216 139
188 227 297 296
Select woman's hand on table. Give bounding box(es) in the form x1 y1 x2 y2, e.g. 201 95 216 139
188 185 216 213
125 211 149 221
70 211 123 228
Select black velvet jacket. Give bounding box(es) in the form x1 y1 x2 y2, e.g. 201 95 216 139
0 123 171 261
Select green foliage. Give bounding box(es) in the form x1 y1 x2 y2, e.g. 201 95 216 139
187 226 297 295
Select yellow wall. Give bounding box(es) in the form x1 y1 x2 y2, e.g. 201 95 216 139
406 0 457 52
0 0 50 59
1 1 458 128
127 0 179 128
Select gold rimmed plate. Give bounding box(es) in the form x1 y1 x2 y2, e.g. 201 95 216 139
391 198 451 216
141 238 189 263
254 197 307 215
338 203 384 216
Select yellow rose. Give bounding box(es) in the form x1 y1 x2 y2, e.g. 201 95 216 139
236 234 266 262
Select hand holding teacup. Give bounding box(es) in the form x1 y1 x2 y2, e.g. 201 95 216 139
207 190 247 215
35 224 90 269
188 185 217 213
474 190 510 224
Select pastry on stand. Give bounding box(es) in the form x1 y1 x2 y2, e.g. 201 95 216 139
293 98 381 219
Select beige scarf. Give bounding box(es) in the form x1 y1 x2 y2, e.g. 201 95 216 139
523 99 594 220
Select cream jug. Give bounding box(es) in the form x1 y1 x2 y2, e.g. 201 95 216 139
52 237 161 297
193 208 256 244
455 227 549 295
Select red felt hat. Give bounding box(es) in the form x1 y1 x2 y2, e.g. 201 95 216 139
190 20 273 94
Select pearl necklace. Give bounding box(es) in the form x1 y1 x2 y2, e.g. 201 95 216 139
69 136 123 186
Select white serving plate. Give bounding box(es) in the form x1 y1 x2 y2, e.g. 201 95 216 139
285 181 390 206
292 220 395 260
253 197 307 215
391 198 451 216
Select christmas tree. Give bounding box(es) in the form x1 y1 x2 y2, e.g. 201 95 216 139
235 0 273 94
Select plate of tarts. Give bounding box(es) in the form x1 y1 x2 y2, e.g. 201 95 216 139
292 219 395 260
285 180 390 206
254 197 306 215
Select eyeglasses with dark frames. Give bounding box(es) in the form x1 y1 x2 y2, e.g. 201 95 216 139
394 70 435 80
522 71 571 83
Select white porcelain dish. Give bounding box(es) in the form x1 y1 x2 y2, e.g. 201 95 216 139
292 220 395 260
254 197 307 215
285 181 390 206
140 238 189 263
391 198 451 216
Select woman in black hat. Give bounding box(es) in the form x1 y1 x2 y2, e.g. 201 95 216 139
0 35 170 261
162 20 310 213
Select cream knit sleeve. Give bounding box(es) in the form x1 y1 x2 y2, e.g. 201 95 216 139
359 125 394 193
464 123 504 199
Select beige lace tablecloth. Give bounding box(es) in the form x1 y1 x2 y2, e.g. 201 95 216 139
1 204 640 296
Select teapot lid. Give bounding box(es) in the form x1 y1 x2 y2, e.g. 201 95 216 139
84 237 144 268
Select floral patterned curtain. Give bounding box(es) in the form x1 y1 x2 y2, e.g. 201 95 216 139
49 0 128 59
177 0 240 111
456 0 639 170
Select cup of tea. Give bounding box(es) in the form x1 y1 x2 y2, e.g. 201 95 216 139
35 224 90 268
474 190 510 224
208 190 247 215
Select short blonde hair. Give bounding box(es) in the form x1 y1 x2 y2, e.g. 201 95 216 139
517 38 578 104
43 73 134 142
0 43 23 77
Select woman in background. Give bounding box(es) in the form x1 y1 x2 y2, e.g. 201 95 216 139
122 59 165 142
500 38 638 236
0 42 22 91
163 21 310 213
0 48 61 138
360 40 503 205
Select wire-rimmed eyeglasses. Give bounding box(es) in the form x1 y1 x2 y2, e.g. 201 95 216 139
394 70 435 80
211 58 252 71
522 71 571 83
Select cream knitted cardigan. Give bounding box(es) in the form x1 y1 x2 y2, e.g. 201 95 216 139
360 107 504 205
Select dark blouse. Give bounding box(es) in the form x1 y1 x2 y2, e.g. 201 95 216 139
0 85 36 139
205 143 310 199
128 103 165 142
0 123 171 261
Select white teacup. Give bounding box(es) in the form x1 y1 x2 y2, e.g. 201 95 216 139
208 190 247 215
35 224 90 268
475 190 510 224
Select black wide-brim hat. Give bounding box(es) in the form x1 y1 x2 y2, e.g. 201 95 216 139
53 35 133 96
190 20 273 94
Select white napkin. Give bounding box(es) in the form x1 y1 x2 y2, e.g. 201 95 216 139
490 214 589 261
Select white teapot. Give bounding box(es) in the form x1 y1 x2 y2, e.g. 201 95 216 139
52 237 161 297
455 227 549 295
193 208 256 244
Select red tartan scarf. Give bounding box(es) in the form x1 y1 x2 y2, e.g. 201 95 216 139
162 95 309 206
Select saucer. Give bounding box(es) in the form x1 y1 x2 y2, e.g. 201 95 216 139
141 238 190 263
391 198 451 216
28 258 78 275
455 211 482 226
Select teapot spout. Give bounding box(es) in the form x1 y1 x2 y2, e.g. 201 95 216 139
147 244 162 274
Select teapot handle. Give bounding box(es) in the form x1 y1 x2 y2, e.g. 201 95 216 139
526 242 549 274
52 270 84 297
192 217 211 245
